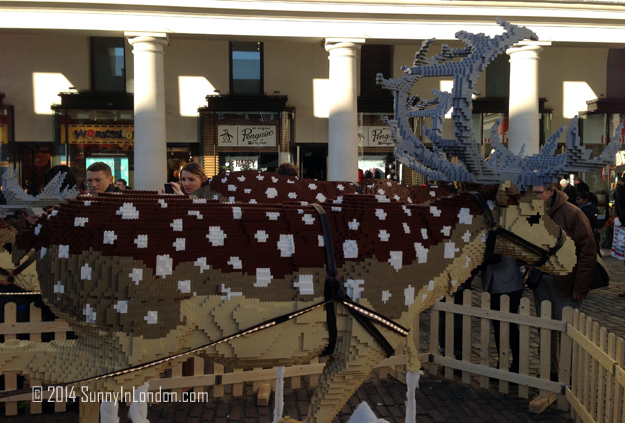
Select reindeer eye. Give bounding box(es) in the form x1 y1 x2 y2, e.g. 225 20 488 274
526 213 541 226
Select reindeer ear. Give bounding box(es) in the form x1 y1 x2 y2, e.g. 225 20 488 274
496 181 520 206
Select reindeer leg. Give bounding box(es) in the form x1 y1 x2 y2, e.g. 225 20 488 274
128 382 150 423
303 308 388 423
100 400 120 423
404 325 424 423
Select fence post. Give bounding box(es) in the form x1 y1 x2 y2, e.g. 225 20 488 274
557 307 573 411
3 302 18 416
461 289 471 385
444 295 454 380
429 301 440 376
529 300 556 414
479 292 490 389
29 302 42 415
613 338 624 422
605 333 616 422
518 297 531 399
498 294 510 394
193 357 205 394
596 327 608 422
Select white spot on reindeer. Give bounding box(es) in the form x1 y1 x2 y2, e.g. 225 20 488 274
463 256 472 268
302 214 315 225
244 189 251 194
300 201 309 206
308 184 317 190
58 245 69 259
272 176 279 183
441 226 451 237
422 293 428 303
266 187 278 198
134 235 148 248
173 238 186 251
266 212 280 221
337 184 345 191
232 207 242 219
378 189 385 195
379 230 390 242
84 304 96 323
256 174 264 180
80 264 92 280
451 280 458 287
178 280 191 294
74 217 88 227
297 209 304 214
220 284 243 300
156 255 173 278
116 203 139 219
481 233 488 243
430 191 436 197
345 279 364 299
228 184 237 191
375 195 391 203
47 210 58 219
333 196 343 204
237 175 246 182
249 199 257 204
40 247 47 258
278 234 295 257
221 177 228 183
444 242 460 259
402 205 412 216
54 281 64 294
414 243 428 263
193 198 207 204
288 192 297 199
35 224 42 235
171 219 183 232
403 223 411 234
349 219 360 230
188 210 203 219
404 285 415 306
144 311 158 324
316 193 326 203
487 200 495 210
407 198 412 203
294 275 314 295
332 207 342 212
375 209 387 220
343 240 358 259
228 257 242 269
388 251 403 270
158 199 168 208
318 235 325 247
382 291 392 303
458 208 473 225
113 301 128 314
84 201 91 206
103 231 117 245
255 268 273 287
421 229 428 240
428 280 435 291
387 181 392 186
255 230 268 243
462 230 472 243
287 179 295 184
207 227 227 246
228 196 235 203
394 195 401 201
194 257 210 273
430 206 441 217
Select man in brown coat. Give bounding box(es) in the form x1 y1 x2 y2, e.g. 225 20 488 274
532 184 597 376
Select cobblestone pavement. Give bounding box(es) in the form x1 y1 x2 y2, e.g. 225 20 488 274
4 250 625 422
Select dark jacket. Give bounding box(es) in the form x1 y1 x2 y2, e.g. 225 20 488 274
614 183 625 222
105 184 122 193
547 189 597 296
575 180 590 194
579 201 599 230
563 184 577 205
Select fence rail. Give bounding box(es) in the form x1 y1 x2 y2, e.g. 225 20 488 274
1 290 624 423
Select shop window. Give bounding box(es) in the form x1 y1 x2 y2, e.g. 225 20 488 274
91 37 126 92
230 42 263 96
360 45 392 98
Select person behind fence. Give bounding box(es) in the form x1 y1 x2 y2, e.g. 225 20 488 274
86 162 121 195
531 183 596 379
480 254 524 374
276 162 299 177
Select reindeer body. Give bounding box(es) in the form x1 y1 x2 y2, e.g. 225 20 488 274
0 174 576 422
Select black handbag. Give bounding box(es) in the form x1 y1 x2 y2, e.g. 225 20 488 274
589 255 610 290
525 268 544 290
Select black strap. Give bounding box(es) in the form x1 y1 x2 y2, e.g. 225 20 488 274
352 182 363 194
470 192 566 266
0 251 37 284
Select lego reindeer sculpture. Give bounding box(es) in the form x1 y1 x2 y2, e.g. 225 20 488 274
0 19 621 423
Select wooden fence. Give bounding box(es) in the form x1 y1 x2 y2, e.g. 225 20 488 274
1 291 624 423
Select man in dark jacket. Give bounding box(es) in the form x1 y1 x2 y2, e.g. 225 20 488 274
574 176 590 194
86 162 121 195
532 184 597 375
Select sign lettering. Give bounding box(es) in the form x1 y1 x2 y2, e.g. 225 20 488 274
218 125 277 147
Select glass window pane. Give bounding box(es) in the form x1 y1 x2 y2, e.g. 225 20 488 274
231 42 262 95
92 37 126 92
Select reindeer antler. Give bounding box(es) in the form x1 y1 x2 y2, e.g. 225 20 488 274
378 19 620 189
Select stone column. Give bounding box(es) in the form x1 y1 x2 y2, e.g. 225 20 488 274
506 44 544 156
325 38 364 182
126 33 170 191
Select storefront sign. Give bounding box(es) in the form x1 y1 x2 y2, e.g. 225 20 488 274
225 156 259 171
358 126 394 147
616 150 625 167
218 125 277 147
62 125 134 144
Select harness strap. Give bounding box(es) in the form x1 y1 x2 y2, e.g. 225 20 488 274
352 182 363 195
311 203 401 357
0 251 37 284
469 192 566 266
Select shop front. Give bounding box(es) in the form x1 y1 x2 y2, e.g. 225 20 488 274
200 95 294 178
358 112 397 182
